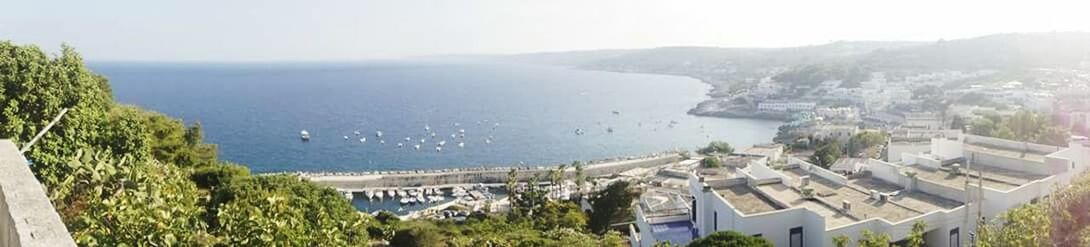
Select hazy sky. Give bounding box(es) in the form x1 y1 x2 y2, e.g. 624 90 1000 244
3 0 1088 61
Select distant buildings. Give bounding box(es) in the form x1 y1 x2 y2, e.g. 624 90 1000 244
758 101 817 112
631 134 1090 246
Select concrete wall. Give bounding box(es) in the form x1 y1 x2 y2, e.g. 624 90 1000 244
792 158 849 186
902 153 942 169
0 140 76 247
966 151 1047 175
916 178 969 203
887 142 931 163
866 159 908 187
749 162 789 181
964 135 1063 154
931 138 964 160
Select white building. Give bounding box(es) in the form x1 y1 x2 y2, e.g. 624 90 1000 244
903 112 944 130
632 134 1090 246
813 125 859 144
758 101 817 112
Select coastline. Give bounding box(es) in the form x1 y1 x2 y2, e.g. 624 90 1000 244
580 66 791 122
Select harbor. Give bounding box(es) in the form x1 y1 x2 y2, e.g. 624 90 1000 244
279 152 681 218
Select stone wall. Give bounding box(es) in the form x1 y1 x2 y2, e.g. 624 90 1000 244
0 140 76 247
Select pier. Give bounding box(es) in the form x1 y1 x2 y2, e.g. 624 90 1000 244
292 153 681 192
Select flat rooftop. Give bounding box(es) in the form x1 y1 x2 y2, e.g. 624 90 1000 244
715 185 782 214
740 167 961 228
964 143 1047 163
903 163 1047 190
696 167 737 180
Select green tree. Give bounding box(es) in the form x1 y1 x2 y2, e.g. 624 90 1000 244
390 221 446 247
701 156 723 168
535 201 588 230
950 115 967 130
848 131 886 157
907 220 926 247
190 162 250 189
688 231 773 247
857 230 891 247
212 175 370 246
810 141 842 168
588 181 640 234
699 141 734 155
832 234 851 247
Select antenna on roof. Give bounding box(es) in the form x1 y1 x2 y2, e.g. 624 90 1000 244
19 108 69 154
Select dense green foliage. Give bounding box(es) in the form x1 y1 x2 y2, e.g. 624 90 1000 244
587 181 640 234
809 141 842 168
969 110 1069 146
386 216 627 247
907 220 926 247
212 175 371 246
847 131 886 158
700 156 722 168
698 141 734 155
832 234 850 247
687 230 773 247
1 42 370 246
857 230 891 247
977 171 1090 246
53 150 214 245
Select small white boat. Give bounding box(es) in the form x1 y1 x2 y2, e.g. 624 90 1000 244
420 138 426 143
436 146 442 152
375 131 383 138
387 189 397 198
458 142 465 148
300 130 311 141
405 137 412 142
485 139 492 144
414 144 421 150
397 190 407 198
408 197 418 204
438 140 446 146
424 124 431 132
344 135 349 140
399 198 410 204
458 129 465 134
397 142 403 148
341 191 353 200
450 133 457 139
354 130 361 136
364 190 374 200
379 140 385 145
430 132 437 138
359 138 366 143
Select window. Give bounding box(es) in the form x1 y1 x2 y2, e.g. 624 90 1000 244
790 226 803 247
691 197 697 222
949 228 960 247
713 211 718 231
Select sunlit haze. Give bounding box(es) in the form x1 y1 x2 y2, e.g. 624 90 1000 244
4 0 1088 61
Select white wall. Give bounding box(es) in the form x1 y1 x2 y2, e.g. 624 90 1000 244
888 142 931 163
931 138 963 159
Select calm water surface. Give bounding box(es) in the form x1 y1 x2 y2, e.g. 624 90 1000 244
92 61 780 173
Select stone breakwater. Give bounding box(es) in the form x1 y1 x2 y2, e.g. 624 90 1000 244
280 152 682 191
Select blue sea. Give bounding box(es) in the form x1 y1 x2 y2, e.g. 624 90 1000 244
91 60 780 173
